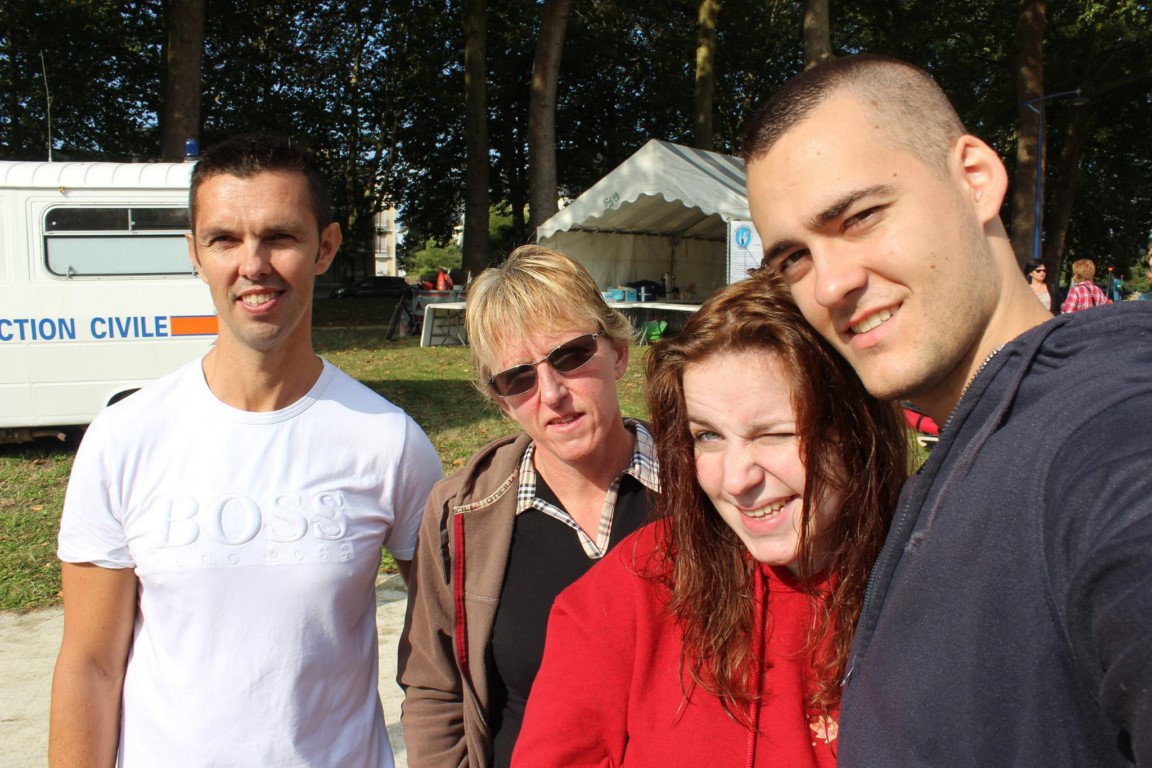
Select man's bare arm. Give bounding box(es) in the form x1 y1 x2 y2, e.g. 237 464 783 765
49 563 138 768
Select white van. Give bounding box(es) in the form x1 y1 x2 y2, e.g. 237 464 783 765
0 160 218 443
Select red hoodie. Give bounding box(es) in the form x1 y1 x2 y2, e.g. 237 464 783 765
513 522 837 768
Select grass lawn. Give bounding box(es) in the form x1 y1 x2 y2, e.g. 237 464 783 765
0 297 650 612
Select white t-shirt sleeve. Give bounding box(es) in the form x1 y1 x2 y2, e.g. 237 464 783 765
382 416 443 562
57 415 135 569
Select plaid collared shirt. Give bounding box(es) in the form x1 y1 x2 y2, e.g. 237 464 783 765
515 419 659 558
1061 281 1110 313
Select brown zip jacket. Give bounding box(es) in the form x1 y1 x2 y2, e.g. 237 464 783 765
398 431 529 768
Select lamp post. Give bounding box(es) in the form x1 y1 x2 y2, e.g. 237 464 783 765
1024 88 1088 264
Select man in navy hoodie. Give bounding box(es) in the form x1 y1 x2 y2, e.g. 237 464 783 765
743 54 1151 767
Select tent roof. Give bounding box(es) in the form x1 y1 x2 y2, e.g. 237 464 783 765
536 139 748 243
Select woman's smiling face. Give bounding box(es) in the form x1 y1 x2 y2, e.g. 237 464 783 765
685 349 841 572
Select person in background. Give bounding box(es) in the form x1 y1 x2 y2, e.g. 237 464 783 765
1023 260 1062 316
1061 258 1111 313
49 134 442 768
512 270 909 767
398 245 659 768
744 53 1152 765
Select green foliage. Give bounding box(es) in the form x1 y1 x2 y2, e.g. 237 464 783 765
487 202 522 261
1044 0 1152 275
0 1 166 159
406 237 463 278
0 442 73 610
199 0 463 281
1122 250 1151 296
400 203 523 274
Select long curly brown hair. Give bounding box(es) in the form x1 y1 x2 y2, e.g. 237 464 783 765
644 268 909 723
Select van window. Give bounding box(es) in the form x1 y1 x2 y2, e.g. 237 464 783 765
44 206 192 277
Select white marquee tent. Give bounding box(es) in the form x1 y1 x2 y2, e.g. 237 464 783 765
535 139 750 298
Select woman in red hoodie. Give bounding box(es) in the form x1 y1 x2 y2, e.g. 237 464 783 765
514 269 910 767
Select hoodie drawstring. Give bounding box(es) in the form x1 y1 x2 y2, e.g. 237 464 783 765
452 512 470 679
745 567 767 768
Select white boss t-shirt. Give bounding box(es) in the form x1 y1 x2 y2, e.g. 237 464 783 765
58 357 442 767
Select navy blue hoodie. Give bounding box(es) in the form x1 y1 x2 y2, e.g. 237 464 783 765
840 302 1152 767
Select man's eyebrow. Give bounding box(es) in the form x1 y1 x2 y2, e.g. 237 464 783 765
194 222 308 240
809 184 895 228
193 225 231 241
761 184 896 266
763 238 798 266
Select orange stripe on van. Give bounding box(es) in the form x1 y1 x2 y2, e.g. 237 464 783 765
169 315 218 336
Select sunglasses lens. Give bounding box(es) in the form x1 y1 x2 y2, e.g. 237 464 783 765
490 365 535 398
488 333 601 398
548 335 599 373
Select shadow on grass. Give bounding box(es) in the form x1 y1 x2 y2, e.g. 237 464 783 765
359 378 496 432
0 435 78 460
313 297 400 328
312 326 397 353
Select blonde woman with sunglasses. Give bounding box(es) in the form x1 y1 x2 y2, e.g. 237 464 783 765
398 245 659 768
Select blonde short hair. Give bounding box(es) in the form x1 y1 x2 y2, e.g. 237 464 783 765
466 245 635 399
1071 259 1096 283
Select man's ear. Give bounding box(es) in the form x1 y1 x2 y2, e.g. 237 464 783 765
955 135 1009 225
315 221 343 274
185 233 206 283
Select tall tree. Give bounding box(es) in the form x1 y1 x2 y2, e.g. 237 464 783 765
0 1 164 160
1044 100 1089 271
802 0 831 69
1009 0 1047 268
3 0 1146 285
462 0 490 277
555 0 697 192
198 1 462 280
527 0 568 235
160 0 204 161
1041 0 1151 277
693 0 719 149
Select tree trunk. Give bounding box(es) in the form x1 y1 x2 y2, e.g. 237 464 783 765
1010 0 1047 268
802 0 832 70
693 0 719 150
528 0 568 235
505 120 529 246
160 0 205 161
463 0 490 277
1045 102 1090 276
337 6 378 282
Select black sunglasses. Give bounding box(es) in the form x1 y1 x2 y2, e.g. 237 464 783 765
488 332 604 398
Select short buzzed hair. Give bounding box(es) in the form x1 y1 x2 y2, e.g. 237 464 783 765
741 54 967 176
189 134 333 233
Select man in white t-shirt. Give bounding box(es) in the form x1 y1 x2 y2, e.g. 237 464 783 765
49 135 442 767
